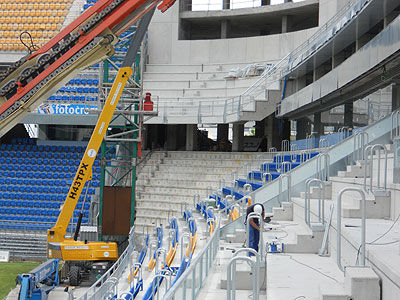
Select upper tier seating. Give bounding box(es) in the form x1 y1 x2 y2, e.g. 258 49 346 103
0 0 72 51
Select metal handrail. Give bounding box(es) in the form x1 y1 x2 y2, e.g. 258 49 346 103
243 183 253 193
316 153 330 181
246 212 264 262
180 232 191 260
306 133 315 149
224 195 233 214
337 188 366 271
353 130 369 163
305 178 325 227
281 139 290 152
279 173 291 203
193 194 200 208
226 255 259 300
281 161 292 173
363 144 387 193
262 172 272 182
116 292 134 300
152 273 170 300
391 110 400 141
162 217 220 299
338 127 350 141
319 138 330 149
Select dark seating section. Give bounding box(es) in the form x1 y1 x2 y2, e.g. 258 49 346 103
0 138 115 232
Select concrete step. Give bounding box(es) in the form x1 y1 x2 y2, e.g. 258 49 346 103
344 267 380 300
272 202 293 221
220 262 266 290
342 191 391 219
224 228 246 244
320 285 350 300
136 179 220 190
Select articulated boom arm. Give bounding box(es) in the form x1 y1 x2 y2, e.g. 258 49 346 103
0 0 175 137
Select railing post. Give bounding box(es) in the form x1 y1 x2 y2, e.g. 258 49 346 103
363 144 388 194
316 153 330 181
391 110 400 141
227 255 259 300
305 178 325 227
337 188 366 271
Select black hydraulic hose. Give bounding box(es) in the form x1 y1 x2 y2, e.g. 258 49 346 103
73 180 91 241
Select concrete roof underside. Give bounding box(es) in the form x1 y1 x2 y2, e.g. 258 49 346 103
285 0 400 78
280 48 400 119
180 0 319 32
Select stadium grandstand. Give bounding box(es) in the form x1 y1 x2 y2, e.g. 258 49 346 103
1 0 400 299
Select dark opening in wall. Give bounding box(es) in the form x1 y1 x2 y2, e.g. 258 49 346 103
178 2 319 40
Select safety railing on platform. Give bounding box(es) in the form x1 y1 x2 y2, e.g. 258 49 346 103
162 218 220 300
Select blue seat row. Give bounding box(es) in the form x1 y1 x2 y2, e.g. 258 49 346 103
236 179 263 190
57 87 99 94
0 185 97 195
66 78 99 86
0 156 86 165
0 188 95 199
272 152 319 163
48 95 99 102
261 162 301 172
249 171 280 181
0 209 89 218
0 177 100 186
0 198 90 207
0 151 87 159
0 144 86 153
221 187 245 200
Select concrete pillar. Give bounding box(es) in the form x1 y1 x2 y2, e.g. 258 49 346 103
166 125 178 150
38 125 48 140
223 0 230 9
392 83 400 111
344 102 354 129
281 15 292 33
232 123 244 152
221 20 230 39
261 0 270 5
265 115 274 150
296 118 310 140
313 112 323 137
185 124 198 151
255 119 266 138
217 124 229 143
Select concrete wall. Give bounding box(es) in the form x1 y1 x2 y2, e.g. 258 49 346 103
319 0 352 25
147 2 318 65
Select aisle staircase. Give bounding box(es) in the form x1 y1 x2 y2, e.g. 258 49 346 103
134 151 266 233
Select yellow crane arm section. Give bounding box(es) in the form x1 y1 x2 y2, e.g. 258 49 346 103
47 67 133 243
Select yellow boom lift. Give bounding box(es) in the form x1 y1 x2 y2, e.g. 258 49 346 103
46 7 158 285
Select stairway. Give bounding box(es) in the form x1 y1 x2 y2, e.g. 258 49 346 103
134 151 264 233
0 232 47 260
